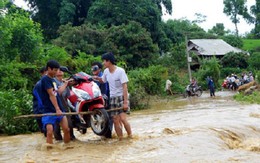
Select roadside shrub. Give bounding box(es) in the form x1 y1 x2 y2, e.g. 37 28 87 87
221 52 249 69
195 57 221 89
0 89 38 135
248 52 260 70
128 65 168 109
234 91 260 104
220 67 243 78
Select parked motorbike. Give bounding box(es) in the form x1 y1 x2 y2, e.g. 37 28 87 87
60 66 110 136
183 85 203 98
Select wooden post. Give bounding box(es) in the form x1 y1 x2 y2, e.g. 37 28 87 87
185 35 192 82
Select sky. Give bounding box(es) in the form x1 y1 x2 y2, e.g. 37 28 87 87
162 0 255 35
13 0 255 35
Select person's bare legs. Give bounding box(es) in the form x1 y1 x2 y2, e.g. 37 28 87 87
113 115 123 140
60 116 70 143
46 124 54 144
119 113 132 137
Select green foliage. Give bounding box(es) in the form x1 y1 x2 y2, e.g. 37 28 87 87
255 71 260 83
158 43 187 69
87 0 171 52
220 67 243 78
221 52 249 69
208 23 227 36
234 91 260 104
250 0 260 38
248 52 260 70
102 21 159 68
42 45 71 66
222 35 243 48
164 19 216 45
0 89 38 135
0 9 43 62
128 65 168 95
195 57 221 89
223 0 250 36
0 60 39 91
53 23 106 55
242 39 260 52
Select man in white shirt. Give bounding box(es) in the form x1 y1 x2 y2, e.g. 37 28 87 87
94 52 132 140
165 79 173 95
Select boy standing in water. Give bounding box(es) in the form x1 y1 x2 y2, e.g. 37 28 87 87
208 77 215 97
40 60 70 144
94 52 132 140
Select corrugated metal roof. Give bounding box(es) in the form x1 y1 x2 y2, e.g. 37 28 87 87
188 39 243 56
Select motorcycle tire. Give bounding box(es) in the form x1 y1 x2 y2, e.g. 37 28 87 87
90 108 109 136
183 91 188 98
196 89 203 97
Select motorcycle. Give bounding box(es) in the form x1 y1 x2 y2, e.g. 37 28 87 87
60 66 110 136
183 85 203 98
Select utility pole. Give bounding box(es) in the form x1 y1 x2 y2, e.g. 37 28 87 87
185 35 192 82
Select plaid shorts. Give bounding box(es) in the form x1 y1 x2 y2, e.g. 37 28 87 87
109 96 130 116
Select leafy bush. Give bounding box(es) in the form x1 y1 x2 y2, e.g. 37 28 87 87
248 52 260 70
222 35 243 48
195 57 221 89
128 65 168 109
221 52 249 69
0 89 38 135
0 60 39 91
234 91 260 104
220 67 243 78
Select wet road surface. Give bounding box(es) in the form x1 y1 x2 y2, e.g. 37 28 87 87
0 91 259 163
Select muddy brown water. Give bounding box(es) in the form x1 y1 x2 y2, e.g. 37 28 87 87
0 91 259 163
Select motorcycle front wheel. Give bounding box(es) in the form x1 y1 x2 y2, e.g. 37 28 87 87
183 91 188 98
195 89 203 97
90 108 109 136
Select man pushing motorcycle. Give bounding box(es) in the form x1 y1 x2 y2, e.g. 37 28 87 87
40 60 70 144
93 52 132 140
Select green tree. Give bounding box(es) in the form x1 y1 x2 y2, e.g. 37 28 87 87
195 57 221 89
221 34 243 48
0 5 43 62
208 23 227 36
250 0 260 38
87 0 171 52
101 21 159 68
53 23 106 56
25 0 95 39
248 52 260 70
221 52 249 69
223 0 251 37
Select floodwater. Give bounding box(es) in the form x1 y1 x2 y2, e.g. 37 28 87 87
0 91 259 163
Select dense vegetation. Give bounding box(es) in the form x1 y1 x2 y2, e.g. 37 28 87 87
0 0 259 135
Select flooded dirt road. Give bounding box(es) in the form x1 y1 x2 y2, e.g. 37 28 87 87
0 91 260 163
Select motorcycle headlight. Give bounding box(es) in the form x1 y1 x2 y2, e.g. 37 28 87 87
93 82 101 98
72 87 91 100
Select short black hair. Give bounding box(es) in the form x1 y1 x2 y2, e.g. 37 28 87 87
101 52 116 65
39 66 47 73
92 62 103 69
46 60 60 69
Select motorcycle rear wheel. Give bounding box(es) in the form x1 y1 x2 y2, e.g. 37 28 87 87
183 91 188 98
196 89 203 97
90 108 109 136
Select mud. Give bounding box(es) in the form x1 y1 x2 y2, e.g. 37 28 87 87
0 91 259 163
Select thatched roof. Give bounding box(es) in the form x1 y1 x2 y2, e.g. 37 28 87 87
188 39 243 56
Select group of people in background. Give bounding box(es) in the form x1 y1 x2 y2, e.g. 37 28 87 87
222 71 254 91
33 52 132 145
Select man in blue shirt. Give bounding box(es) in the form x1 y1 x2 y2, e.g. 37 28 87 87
32 67 46 134
40 60 70 144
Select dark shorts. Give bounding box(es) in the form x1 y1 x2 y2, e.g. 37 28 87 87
110 96 130 116
42 115 64 130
